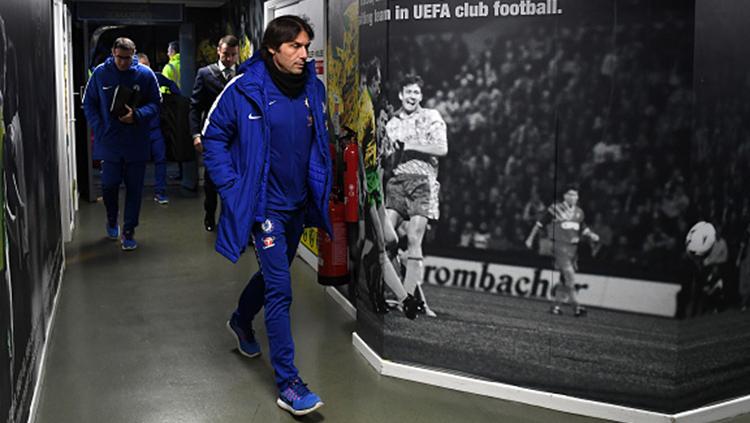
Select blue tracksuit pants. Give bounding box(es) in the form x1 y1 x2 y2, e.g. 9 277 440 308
235 208 305 388
101 160 146 233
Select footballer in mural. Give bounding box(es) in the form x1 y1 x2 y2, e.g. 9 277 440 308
525 186 599 317
382 73 448 318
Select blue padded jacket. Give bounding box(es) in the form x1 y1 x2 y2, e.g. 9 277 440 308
202 52 332 262
83 56 161 162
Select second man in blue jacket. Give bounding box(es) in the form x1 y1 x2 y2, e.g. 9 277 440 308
83 38 161 251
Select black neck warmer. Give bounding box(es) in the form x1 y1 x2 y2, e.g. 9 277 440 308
263 54 307 98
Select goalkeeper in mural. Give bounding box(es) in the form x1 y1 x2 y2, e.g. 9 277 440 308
354 58 424 319
525 186 599 317
383 73 448 318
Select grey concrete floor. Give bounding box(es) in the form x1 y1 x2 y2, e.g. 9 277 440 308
33 192 750 423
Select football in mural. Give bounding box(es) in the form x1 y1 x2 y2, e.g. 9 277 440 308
685 221 716 256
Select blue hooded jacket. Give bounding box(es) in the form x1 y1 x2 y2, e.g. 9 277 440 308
83 56 161 162
202 52 333 263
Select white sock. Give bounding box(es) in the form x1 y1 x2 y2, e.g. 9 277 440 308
404 257 424 295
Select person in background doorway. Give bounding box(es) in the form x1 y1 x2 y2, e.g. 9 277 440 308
190 35 239 231
162 40 198 195
137 53 180 205
162 40 181 89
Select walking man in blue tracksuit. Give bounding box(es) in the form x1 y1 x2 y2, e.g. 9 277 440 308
202 16 331 416
137 53 181 205
83 38 161 250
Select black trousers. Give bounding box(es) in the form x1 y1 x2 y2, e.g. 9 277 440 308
204 167 218 217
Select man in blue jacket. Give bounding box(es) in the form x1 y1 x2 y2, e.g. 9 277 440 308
137 53 181 205
202 16 331 416
83 38 161 250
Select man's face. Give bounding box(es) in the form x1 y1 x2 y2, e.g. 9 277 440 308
270 31 310 75
112 48 133 71
368 69 381 98
399 83 422 114
167 46 176 58
217 43 239 68
563 190 579 207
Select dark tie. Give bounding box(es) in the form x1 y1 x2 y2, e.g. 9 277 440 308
223 68 233 81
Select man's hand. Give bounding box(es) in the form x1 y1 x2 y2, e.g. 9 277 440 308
118 105 135 124
382 133 395 157
393 139 405 153
193 136 203 153
525 236 534 250
583 227 600 243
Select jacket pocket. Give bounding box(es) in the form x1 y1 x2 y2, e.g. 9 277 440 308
308 162 328 184
219 180 241 208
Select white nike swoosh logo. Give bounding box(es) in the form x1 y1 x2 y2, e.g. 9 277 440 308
102 86 113 90
268 100 277 106
248 113 261 120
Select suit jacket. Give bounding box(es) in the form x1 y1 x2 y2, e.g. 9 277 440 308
189 63 233 137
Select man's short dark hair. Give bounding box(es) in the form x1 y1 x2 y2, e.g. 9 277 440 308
400 73 423 90
219 35 239 48
563 184 579 195
261 15 314 60
113 37 136 52
168 40 179 53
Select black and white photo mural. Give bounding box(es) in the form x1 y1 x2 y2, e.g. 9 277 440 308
0 0 63 421
337 0 750 413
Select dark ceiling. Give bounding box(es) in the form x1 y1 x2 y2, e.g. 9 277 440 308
68 0 227 8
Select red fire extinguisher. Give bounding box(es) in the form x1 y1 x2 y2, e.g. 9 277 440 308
343 138 359 222
318 199 349 286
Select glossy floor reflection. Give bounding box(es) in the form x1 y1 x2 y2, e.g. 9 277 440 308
34 193 750 423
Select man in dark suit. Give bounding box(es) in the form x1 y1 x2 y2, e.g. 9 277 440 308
190 35 240 231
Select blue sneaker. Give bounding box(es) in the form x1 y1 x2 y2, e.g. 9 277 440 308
121 233 138 251
276 378 324 416
226 314 261 358
153 193 169 205
106 223 120 240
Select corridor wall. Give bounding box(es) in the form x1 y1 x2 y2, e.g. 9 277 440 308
328 0 750 415
222 0 265 61
0 0 64 422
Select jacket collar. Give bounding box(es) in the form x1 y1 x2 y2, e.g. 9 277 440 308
208 63 222 79
234 51 318 102
104 55 138 73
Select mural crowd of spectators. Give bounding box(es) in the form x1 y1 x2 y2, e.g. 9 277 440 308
376 8 749 287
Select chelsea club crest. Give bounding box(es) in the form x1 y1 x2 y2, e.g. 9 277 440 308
262 219 274 233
